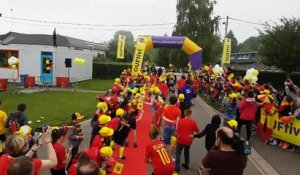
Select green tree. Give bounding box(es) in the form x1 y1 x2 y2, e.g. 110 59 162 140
226 30 238 53
106 30 134 62
237 36 262 52
172 0 221 64
259 17 300 78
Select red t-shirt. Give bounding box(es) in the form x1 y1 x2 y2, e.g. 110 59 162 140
0 154 42 175
177 117 199 145
154 105 164 127
68 164 77 175
177 79 186 90
90 135 104 148
145 140 174 175
162 105 181 126
158 83 168 98
106 118 120 131
52 142 67 170
150 75 159 85
85 147 101 165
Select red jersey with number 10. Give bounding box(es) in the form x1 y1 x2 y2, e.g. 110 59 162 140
145 140 174 175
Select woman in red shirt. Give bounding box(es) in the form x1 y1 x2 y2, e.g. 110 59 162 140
51 128 71 175
0 128 57 175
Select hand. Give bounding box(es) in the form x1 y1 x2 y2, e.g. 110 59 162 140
68 146 73 153
42 127 53 142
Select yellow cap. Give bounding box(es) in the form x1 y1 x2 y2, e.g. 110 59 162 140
100 146 113 158
227 120 238 128
99 127 114 137
228 93 238 99
116 108 125 117
17 125 32 137
178 94 185 100
154 87 161 94
97 102 108 113
98 115 111 125
115 78 121 83
131 99 137 106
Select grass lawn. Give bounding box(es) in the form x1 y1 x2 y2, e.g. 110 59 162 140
76 79 114 91
0 91 99 129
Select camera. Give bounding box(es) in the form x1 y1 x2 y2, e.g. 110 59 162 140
35 125 49 133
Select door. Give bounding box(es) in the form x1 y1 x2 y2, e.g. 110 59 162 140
40 51 53 85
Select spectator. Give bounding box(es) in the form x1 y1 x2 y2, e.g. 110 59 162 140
5 103 28 134
158 79 168 101
145 127 174 175
0 128 57 175
0 100 7 155
237 90 257 140
68 152 90 175
284 79 300 105
181 79 194 108
51 128 71 175
175 109 199 173
7 156 33 175
194 114 221 151
201 127 247 175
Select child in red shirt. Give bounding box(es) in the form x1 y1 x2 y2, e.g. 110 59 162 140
145 127 174 175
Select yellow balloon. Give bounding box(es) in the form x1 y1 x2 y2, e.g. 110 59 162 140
204 66 209 71
46 60 50 65
11 65 17 69
46 67 51 71
253 70 259 77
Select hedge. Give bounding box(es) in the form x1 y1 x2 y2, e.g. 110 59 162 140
93 62 131 79
232 70 300 90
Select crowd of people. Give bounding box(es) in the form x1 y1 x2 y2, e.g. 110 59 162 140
0 64 298 175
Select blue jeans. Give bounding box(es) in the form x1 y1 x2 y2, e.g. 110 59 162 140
163 125 175 145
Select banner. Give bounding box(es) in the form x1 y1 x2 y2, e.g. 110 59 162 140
117 35 126 59
260 110 300 146
131 36 146 77
221 38 231 65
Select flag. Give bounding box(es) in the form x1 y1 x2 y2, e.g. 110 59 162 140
113 162 124 174
117 35 126 59
131 36 146 77
221 38 231 64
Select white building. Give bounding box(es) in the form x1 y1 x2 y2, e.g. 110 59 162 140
0 32 106 85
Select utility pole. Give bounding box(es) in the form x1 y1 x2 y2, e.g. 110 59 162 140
10 9 13 32
224 15 229 39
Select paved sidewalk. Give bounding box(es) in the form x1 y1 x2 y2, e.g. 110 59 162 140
19 87 106 94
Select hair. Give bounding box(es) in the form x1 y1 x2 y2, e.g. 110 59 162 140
181 75 186 80
77 160 99 175
169 96 178 105
51 128 66 143
71 113 77 120
211 114 221 125
184 109 192 116
5 134 25 158
246 90 255 98
7 156 33 175
77 152 91 165
216 128 234 145
149 127 160 140
186 79 192 85
17 103 26 112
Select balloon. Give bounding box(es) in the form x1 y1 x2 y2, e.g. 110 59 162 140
46 60 50 65
251 76 258 83
228 73 234 79
11 65 17 69
46 67 51 71
280 116 293 124
74 58 85 65
204 65 209 71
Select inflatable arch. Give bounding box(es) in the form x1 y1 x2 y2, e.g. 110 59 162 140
131 35 202 76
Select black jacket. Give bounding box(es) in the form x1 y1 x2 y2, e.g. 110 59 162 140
194 123 219 151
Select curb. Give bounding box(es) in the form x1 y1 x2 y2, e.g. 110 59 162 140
196 96 279 175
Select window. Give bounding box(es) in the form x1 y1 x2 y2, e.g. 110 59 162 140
0 50 19 68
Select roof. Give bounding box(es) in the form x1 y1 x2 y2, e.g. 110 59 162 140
0 32 107 51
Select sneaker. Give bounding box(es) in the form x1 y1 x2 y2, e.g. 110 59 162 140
181 164 189 170
282 142 289 149
278 141 283 147
133 142 138 148
118 156 126 160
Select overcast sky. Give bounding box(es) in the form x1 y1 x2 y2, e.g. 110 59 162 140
0 0 299 43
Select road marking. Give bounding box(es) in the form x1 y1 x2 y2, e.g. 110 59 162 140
248 155 267 175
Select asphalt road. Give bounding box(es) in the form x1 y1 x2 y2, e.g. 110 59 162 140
38 96 263 175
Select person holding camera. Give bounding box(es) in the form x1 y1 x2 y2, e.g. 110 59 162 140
0 128 57 175
200 126 247 175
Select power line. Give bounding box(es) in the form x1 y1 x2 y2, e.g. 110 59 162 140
228 17 266 27
1 16 175 27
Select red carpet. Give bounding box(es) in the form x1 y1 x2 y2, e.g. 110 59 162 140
111 105 152 175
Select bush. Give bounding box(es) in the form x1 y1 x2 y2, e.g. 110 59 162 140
93 62 131 79
232 70 300 90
